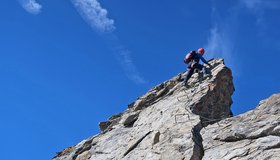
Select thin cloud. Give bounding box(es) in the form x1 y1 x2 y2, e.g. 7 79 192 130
205 26 234 64
206 1 279 74
240 0 280 48
205 27 227 58
18 0 42 15
71 0 115 33
117 47 146 84
108 35 147 84
240 0 280 25
204 4 239 75
71 0 146 84
241 0 280 11
241 0 262 10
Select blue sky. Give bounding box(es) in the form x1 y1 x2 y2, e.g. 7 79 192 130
1 0 280 159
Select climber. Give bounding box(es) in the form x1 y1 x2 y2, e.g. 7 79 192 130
183 48 212 86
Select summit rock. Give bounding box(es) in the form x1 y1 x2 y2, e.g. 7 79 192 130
52 58 279 160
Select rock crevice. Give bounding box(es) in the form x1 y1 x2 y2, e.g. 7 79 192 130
123 131 152 157
190 122 204 160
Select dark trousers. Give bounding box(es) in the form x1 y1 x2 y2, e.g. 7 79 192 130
184 63 206 83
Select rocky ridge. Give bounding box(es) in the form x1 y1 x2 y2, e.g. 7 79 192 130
201 93 280 160
53 58 279 160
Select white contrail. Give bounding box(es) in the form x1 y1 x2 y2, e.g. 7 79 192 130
71 0 115 33
71 0 146 84
114 44 146 84
18 0 42 15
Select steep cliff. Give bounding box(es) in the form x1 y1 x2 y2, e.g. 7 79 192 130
53 58 279 160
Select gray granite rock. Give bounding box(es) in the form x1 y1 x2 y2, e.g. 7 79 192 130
53 59 239 160
201 94 280 160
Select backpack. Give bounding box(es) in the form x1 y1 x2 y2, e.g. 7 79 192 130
184 50 196 64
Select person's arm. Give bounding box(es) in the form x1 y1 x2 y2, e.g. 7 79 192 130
198 54 211 66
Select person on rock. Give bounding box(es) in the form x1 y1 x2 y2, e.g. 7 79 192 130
183 48 212 86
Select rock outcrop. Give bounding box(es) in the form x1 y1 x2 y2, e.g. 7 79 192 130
53 58 279 160
201 93 280 160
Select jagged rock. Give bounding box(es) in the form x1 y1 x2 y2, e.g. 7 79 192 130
99 113 123 132
127 102 135 109
122 111 140 127
53 58 236 160
153 131 161 145
201 93 280 160
72 139 94 160
108 113 123 121
99 121 112 132
133 76 180 111
53 146 75 159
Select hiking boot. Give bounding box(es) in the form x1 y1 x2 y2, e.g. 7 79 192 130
202 74 210 80
181 81 187 87
181 82 191 88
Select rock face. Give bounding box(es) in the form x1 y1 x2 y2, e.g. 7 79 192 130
201 93 280 160
53 58 279 160
53 58 234 160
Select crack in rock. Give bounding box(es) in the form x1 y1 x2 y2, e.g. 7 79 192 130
190 122 204 160
123 131 152 157
218 125 279 142
264 143 280 150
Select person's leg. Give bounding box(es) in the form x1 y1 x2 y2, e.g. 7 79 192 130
184 67 194 84
202 66 207 75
